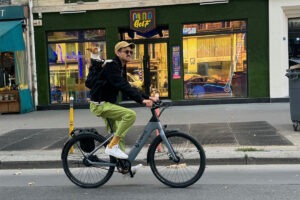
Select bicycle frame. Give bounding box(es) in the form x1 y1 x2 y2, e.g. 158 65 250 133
129 107 178 162
87 105 179 165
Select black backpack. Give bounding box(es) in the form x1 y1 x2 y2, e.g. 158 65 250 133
85 59 105 90
85 59 113 101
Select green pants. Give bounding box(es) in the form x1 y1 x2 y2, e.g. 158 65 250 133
90 102 136 151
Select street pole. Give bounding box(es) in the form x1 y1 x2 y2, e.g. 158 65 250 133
28 0 38 108
69 95 74 153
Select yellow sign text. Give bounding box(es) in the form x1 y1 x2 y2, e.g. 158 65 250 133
133 20 151 28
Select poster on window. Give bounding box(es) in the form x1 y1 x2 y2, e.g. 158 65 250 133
172 46 181 79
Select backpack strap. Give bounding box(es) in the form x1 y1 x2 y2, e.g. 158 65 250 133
102 59 114 67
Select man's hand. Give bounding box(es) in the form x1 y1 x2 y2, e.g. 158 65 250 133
149 96 159 102
143 99 153 107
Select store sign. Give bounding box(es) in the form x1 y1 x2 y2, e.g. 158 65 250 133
0 6 24 20
130 8 156 33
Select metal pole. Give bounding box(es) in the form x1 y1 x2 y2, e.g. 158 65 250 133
29 0 38 108
69 95 74 153
25 17 33 94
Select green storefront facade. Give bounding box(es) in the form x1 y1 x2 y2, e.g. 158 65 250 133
33 0 269 108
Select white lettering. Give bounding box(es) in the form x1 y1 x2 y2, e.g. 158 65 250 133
0 10 5 17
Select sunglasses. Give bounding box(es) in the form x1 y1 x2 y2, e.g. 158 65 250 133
122 50 134 55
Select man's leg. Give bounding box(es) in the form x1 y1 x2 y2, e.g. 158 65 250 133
90 102 134 154
102 120 125 152
100 102 136 158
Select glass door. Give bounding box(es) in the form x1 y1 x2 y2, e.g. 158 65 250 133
126 42 168 98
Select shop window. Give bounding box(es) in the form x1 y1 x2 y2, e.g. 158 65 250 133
48 31 79 42
47 29 106 104
183 20 247 99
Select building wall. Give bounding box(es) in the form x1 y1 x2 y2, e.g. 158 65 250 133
269 0 300 99
33 0 269 106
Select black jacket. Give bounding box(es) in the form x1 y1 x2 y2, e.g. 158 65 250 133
91 57 149 104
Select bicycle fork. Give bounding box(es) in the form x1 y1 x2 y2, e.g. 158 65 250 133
156 123 180 163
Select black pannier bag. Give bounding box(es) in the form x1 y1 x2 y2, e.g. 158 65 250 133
78 129 98 153
80 138 95 153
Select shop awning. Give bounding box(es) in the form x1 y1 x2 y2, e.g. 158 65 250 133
0 20 25 52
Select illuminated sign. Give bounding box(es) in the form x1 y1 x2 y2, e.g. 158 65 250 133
130 8 156 33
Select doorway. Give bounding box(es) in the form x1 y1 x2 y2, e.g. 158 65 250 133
126 42 169 98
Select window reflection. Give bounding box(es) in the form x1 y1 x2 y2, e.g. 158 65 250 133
47 29 106 104
183 20 247 99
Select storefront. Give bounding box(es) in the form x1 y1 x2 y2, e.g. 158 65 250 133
32 0 269 108
0 5 34 113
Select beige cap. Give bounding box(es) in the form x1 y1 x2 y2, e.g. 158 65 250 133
114 41 135 52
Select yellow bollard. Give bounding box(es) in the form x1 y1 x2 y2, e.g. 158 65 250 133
69 96 74 153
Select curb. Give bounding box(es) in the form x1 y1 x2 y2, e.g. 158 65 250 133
2 157 300 169
206 157 300 165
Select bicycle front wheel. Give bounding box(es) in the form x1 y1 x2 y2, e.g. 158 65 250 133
61 133 116 188
148 131 206 188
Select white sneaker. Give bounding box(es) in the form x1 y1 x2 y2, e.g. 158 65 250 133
105 145 128 159
131 164 143 175
123 164 143 178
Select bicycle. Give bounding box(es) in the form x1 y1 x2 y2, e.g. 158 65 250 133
61 101 206 188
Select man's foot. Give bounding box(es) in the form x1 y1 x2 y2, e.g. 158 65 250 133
123 164 143 178
131 164 143 175
105 145 128 159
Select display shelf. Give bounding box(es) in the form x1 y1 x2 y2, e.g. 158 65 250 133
0 90 20 113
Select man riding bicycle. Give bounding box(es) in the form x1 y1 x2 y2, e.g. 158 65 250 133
89 41 157 160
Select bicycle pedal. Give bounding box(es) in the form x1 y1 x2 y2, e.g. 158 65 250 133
122 171 135 178
117 168 129 174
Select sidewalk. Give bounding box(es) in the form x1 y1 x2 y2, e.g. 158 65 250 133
0 102 300 169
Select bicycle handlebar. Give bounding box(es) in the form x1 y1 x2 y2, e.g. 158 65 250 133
151 100 163 109
151 100 171 117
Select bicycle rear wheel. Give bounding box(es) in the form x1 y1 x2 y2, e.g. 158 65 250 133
148 131 206 188
61 133 116 188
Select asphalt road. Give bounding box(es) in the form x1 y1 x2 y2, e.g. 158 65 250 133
0 165 299 200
